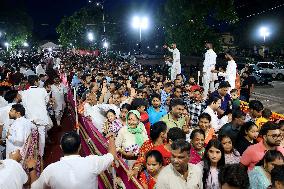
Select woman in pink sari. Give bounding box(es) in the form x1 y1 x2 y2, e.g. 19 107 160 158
189 129 205 164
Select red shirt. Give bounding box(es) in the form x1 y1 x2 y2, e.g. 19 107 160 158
140 112 151 137
139 170 156 189
240 141 284 170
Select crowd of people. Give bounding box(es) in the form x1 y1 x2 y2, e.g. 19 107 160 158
0 42 283 189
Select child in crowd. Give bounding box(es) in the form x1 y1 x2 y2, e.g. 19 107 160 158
198 113 215 145
215 66 226 89
255 108 272 129
219 135 240 164
230 88 241 111
139 150 164 189
103 109 123 137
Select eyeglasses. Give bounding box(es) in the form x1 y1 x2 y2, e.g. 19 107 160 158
267 134 284 140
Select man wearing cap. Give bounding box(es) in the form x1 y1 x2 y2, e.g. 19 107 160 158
202 42 217 100
163 43 181 81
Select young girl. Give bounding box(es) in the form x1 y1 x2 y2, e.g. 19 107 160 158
103 109 123 137
202 139 225 189
139 150 163 189
219 135 240 164
235 121 259 155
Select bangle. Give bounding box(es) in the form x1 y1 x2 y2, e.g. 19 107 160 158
133 166 140 171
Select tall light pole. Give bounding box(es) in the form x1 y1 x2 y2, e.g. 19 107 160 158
259 26 270 58
4 42 9 51
132 16 149 54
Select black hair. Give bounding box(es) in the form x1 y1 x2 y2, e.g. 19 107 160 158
171 139 190 153
258 150 284 167
106 109 116 116
190 129 205 140
164 82 172 88
219 164 249 189
150 93 161 102
262 108 272 119
170 98 184 109
121 103 131 111
60 131 81 154
146 150 164 165
230 88 238 94
218 134 239 156
218 81 231 89
249 100 264 112
240 121 257 137
202 139 225 189
207 96 221 105
271 165 284 187
4 90 18 103
259 121 280 136
28 75 39 86
167 127 186 143
131 98 148 110
232 109 245 120
11 103 25 116
199 113 211 122
150 121 167 142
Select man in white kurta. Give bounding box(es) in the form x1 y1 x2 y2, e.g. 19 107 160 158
164 43 181 81
6 104 35 158
21 76 52 157
225 54 237 90
202 42 217 99
35 63 46 76
51 76 67 126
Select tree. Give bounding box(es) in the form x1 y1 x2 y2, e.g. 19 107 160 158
0 1 33 49
57 6 117 50
159 0 238 55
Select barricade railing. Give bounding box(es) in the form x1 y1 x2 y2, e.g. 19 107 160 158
67 89 144 189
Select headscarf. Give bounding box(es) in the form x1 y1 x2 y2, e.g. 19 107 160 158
126 110 145 147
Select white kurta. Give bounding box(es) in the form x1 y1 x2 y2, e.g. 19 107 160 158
31 154 114 189
168 47 181 81
0 96 8 108
202 49 217 99
84 103 120 133
0 159 28 189
6 117 35 158
203 106 222 132
36 65 46 76
225 60 237 89
51 83 67 121
21 86 51 156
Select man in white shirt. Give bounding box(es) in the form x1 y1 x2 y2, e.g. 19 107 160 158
202 42 217 99
35 63 46 76
30 131 116 189
51 75 67 126
155 139 203 189
84 93 120 133
6 104 35 158
203 96 222 132
225 53 237 90
164 43 181 81
21 75 52 157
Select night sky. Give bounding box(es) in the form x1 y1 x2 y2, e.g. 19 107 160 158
1 0 284 42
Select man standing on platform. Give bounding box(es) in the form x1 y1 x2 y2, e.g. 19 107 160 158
202 41 217 99
163 43 181 81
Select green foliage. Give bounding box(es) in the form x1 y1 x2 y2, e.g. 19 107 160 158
0 7 33 49
57 6 117 50
160 0 238 55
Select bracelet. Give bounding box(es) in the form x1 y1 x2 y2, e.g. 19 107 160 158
133 166 140 171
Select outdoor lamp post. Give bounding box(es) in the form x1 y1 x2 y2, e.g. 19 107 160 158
132 16 149 54
87 32 94 42
103 41 109 54
259 27 270 58
4 42 9 51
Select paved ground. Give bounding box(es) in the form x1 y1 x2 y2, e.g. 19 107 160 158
252 81 284 114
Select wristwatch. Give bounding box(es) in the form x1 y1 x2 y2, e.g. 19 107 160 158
28 167 35 172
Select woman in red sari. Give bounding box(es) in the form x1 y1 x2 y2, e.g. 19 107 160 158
128 121 167 178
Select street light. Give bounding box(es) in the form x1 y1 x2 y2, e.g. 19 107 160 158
23 42 29 47
132 16 149 54
103 41 109 54
87 32 94 41
259 27 270 42
4 42 9 51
